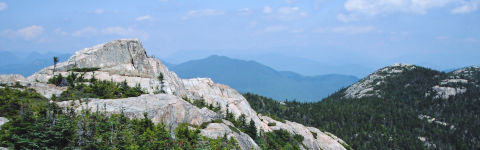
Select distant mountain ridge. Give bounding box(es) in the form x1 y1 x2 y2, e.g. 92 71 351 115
0 51 71 76
166 55 359 102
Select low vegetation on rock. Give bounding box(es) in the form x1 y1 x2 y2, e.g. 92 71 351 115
47 72 144 101
0 88 241 149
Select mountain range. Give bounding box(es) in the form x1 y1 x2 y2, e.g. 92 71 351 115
166 55 359 102
0 51 70 76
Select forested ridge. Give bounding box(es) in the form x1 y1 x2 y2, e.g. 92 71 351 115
244 65 480 149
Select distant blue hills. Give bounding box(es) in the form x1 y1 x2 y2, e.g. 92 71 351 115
165 55 359 102
0 51 71 77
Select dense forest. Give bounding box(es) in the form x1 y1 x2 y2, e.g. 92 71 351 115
244 66 480 150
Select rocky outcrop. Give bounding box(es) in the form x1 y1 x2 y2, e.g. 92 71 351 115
0 74 66 98
344 63 416 99
0 117 8 128
182 78 263 130
431 85 467 99
56 94 220 131
0 39 348 150
201 121 260 150
259 115 348 150
427 66 479 99
28 39 190 97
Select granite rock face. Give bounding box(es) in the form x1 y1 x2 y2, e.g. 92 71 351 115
0 74 66 98
56 94 220 132
428 66 479 99
200 121 260 150
0 117 8 128
343 63 417 99
28 39 189 97
259 115 348 150
0 39 348 150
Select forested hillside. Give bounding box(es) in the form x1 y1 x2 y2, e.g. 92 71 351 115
244 65 480 149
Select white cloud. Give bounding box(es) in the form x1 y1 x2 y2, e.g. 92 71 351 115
72 27 148 39
0 2 7 11
285 0 299 4
341 0 479 21
136 15 153 21
263 6 308 20
238 8 253 15
1 25 45 40
278 7 299 14
344 0 457 15
463 37 478 42
331 26 374 34
436 36 449 40
314 26 375 34
263 6 273 13
181 9 224 20
248 21 258 28
337 13 359 22
54 28 68 36
17 26 44 40
102 27 149 39
93 9 104 14
265 25 287 32
290 28 305 33
72 27 98 37
451 0 480 14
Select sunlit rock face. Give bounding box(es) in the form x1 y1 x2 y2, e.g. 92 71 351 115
0 39 348 150
0 117 8 128
56 94 220 132
343 63 417 99
28 39 190 97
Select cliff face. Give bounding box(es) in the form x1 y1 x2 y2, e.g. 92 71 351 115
28 39 189 98
1 39 348 150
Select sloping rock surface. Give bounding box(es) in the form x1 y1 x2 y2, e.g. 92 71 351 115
343 63 417 99
201 121 259 150
1 39 347 150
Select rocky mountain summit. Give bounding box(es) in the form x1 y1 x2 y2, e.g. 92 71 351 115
342 63 479 100
343 63 417 99
0 39 348 150
319 63 480 149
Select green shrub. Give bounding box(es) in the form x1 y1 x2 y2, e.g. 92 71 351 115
57 80 144 101
68 67 100 72
268 122 276 126
310 131 317 139
47 74 64 86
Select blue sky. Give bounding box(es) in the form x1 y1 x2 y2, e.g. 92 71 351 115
0 0 479 77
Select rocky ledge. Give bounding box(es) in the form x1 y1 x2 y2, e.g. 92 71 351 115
0 39 348 150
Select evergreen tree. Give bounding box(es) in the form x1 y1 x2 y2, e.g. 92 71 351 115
53 56 59 76
247 119 257 140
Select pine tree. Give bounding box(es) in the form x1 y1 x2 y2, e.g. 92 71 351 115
247 119 257 140
53 56 59 76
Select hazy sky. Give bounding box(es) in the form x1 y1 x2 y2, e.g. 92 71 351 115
0 0 479 77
